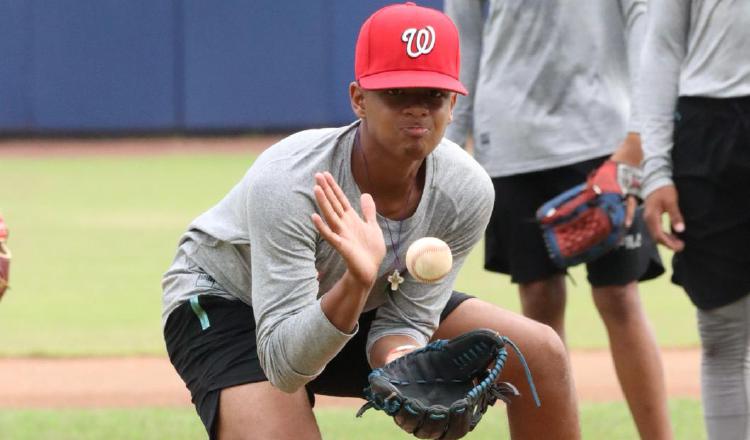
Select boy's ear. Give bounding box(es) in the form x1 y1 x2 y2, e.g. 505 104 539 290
449 93 457 122
350 82 367 119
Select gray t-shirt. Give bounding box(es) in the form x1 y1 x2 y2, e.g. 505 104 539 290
639 0 750 197
161 122 494 392
444 0 646 177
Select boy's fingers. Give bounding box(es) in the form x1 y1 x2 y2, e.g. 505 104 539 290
322 181 345 217
314 185 342 230
360 193 377 224
669 206 686 234
311 213 341 247
324 172 353 211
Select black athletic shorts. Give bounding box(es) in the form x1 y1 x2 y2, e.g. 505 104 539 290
163 291 474 439
670 96 750 310
485 155 664 285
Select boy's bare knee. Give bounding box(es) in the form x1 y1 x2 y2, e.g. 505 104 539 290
537 322 568 365
513 320 569 380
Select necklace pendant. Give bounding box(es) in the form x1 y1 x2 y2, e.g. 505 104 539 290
387 269 404 291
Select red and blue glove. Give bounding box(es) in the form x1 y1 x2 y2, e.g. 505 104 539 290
536 160 641 268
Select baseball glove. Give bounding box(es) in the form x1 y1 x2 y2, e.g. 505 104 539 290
0 214 10 300
356 329 540 440
536 160 642 268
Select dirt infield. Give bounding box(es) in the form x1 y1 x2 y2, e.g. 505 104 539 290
0 134 285 157
0 349 700 409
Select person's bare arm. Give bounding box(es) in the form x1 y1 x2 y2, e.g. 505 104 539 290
610 132 642 166
369 334 422 368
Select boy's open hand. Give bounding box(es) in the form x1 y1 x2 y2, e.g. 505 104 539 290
311 172 386 287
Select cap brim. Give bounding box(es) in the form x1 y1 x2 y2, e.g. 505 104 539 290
359 70 468 95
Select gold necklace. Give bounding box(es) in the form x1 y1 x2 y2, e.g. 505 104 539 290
355 129 416 291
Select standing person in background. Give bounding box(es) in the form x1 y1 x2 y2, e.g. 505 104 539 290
639 0 750 438
444 1 673 439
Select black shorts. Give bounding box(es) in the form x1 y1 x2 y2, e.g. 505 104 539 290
163 291 474 439
485 156 664 286
670 96 750 310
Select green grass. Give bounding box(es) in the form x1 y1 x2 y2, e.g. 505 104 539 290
0 153 253 356
454 245 699 349
0 400 705 439
0 152 698 356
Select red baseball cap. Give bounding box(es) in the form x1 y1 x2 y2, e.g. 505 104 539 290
355 2 467 95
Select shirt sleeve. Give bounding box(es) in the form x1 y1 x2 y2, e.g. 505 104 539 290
247 167 355 393
443 0 486 148
619 0 647 133
638 0 691 197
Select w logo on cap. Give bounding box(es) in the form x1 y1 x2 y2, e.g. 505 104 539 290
401 26 435 58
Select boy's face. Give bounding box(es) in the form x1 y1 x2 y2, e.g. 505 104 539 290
350 83 457 160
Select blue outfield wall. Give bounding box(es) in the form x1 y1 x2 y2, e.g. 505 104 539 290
0 0 443 134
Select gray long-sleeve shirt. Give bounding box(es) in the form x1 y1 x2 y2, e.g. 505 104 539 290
161 122 494 392
639 0 750 197
444 0 646 177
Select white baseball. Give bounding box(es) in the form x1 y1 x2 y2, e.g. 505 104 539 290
405 237 453 283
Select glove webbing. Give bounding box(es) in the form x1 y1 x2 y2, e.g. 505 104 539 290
356 336 541 418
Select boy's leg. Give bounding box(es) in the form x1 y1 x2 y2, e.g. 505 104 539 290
519 275 568 342
164 293 321 440
697 296 750 440
433 297 581 440
592 282 672 440
217 382 320 440
487 162 607 346
588 207 672 440
669 96 750 439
